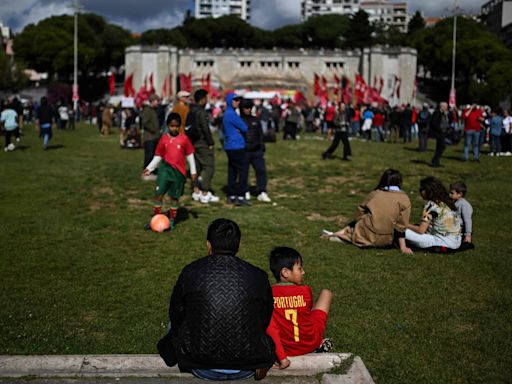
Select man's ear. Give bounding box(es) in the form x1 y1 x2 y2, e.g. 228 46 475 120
206 240 213 256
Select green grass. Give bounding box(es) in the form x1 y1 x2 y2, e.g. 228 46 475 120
1 123 511 383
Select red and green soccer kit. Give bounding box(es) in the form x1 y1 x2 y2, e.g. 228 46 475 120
155 133 195 177
266 283 328 361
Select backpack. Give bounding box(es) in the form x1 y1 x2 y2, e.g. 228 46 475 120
418 110 429 125
184 109 200 143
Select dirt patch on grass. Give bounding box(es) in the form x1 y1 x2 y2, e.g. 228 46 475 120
268 176 306 189
96 186 115 196
307 212 349 224
127 198 146 207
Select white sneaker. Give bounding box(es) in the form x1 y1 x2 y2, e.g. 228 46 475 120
192 191 202 201
199 191 220 204
245 192 251 200
3 147 8 152
7 143 15 151
16 137 20 142
506 152 512 156
141 174 157 181
488 152 494 156
257 192 272 202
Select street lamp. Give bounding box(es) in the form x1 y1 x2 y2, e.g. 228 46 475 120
72 0 82 113
449 0 461 107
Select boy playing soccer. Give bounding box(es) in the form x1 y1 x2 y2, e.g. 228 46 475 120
267 247 333 369
143 113 196 229
449 181 473 244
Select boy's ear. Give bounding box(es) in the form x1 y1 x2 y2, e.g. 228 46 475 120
280 267 290 279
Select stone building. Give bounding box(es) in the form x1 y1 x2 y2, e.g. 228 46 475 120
481 0 512 49
125 45 417 105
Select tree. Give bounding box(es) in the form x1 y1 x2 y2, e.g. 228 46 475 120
302 14 350 48
345 10 373 49
408 11 425 35
0 50 28 91
13 14 133 77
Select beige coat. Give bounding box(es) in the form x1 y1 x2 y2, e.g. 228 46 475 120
343 189 411 247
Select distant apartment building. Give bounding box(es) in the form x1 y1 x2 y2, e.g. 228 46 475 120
194 0 251 21
481 0 512 48
0 22 13 55
301 0 409 32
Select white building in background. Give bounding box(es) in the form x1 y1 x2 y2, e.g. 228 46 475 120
194 0 251 21
301 0 409 32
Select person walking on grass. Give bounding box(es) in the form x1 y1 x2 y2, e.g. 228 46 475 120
142 113 196 230
321 102 351 161
1 102 19 152
36 97 56 150
430 102 449 168
157 218 275 380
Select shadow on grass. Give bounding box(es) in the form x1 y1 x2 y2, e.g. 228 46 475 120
410 159 431 166
13 144 30 150
175 206 199 225
45 144 65 151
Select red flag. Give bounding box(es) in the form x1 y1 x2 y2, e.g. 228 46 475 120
108 73 115 96
162 75 168 98
205 73 211 93
180 73 193 92
123 73 135 97
293 90 306 105
313 73 320 96
372 75 377 89
333 73 341 101
354 74 368 105
395 77 401 99
148 73 155 95
378 77 384 95
342 76 351 105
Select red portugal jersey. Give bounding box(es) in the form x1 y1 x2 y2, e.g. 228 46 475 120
266 283 325 361
155 133 195 177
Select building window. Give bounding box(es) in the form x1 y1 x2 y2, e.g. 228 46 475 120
287 61 300 69
239 60 253 68
325 61 344 69
195 60 214 67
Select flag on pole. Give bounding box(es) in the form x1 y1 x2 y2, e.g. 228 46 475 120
108 73 115 96
123 73 135 97
313 73 320 96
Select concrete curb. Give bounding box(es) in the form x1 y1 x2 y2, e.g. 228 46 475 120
0 354 374 383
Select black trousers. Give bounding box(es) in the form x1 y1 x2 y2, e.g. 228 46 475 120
323 131 351 159
246 150 267 193
418 128 429 152
143 139 159 172
431 133 446 166
226 149 249 197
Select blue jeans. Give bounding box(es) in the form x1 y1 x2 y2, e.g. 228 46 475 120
191 368 254 381
463 130 480 160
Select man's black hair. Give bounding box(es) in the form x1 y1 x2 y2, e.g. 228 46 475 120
207 218 241 254
166 112 182 125
269 247 303 281
194 89 208 103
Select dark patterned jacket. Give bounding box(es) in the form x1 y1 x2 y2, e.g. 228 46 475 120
158 252 276 372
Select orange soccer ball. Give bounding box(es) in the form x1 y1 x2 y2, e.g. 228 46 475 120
150 214 170 232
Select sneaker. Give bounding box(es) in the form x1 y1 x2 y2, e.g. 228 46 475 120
3 147 8 152
192 191 202 201
199 191 220 204
237 197 252 206
245 191 251 200
506 152 512 156
7 143 15 151
488 152 494 156
16 137 20 142
321 229 334 238
315 338 333 353
227 196 237 205
257 191 272 202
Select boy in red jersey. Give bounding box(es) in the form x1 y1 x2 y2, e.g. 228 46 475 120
266 247 333 369
143 113 196 229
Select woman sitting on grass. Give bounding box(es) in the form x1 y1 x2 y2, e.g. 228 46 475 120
322 169 413 254
405 177 462 250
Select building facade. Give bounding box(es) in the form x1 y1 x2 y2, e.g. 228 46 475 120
194 0 251 21
301 0 409 32
481 0 512 49
125 45 417 105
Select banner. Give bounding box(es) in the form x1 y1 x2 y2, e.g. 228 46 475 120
108 73 115 96
123 73 135 97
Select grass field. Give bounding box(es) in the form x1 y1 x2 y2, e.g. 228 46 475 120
1 123 511 383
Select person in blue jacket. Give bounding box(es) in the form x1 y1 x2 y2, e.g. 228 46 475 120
222 93 250 206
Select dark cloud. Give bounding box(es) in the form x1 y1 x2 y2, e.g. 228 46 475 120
1 0 487 33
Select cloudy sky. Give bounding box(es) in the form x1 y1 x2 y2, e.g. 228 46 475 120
1 0 486 34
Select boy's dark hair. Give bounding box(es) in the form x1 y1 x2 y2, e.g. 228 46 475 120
269 247 303 281
194 89 208 103
375 169 403 190
207 218 241 254
166 112 182 126
420 176 456 211
449 181 467 196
